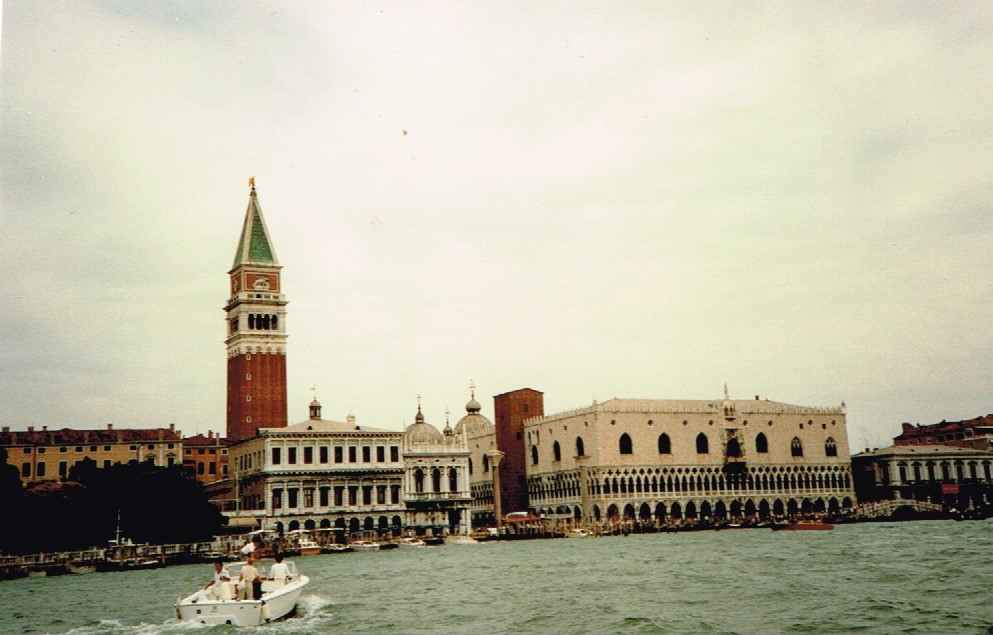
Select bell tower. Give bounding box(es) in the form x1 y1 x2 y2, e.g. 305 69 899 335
224 179 288 441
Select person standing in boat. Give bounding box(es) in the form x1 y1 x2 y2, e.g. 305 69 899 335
268 553 290 587
236 553 262 600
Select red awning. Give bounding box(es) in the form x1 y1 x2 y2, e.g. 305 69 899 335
504 514 539 523
941 484 960 494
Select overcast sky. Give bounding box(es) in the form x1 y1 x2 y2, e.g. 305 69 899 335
1 1 991 449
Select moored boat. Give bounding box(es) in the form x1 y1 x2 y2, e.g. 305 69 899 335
348 540 381 551
394 537 426 548
174 559 309 626
321 543 353 554
296 539 322 556
772 519 834 531
566 528 591 538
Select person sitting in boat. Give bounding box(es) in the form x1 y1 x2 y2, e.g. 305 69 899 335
236 553 262 600
268 553 290 587
201 560 231 601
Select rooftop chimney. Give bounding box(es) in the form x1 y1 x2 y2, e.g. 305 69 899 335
107 423 113 431
27 426 34 433
42 425 48 432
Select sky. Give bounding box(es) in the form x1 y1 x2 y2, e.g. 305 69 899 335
1 1 991 450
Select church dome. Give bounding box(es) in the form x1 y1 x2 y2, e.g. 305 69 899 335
405 406 444 444
455 386 494 438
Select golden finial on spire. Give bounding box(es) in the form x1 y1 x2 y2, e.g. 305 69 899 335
249 176 256 190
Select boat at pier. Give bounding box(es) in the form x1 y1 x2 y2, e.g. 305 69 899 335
296 539 322 556
772 519 834 531
174 559 309 626
348 540 381 551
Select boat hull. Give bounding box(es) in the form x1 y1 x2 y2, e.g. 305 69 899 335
773 521 833 531
176 575 309 626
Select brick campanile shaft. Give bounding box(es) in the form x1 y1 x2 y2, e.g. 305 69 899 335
224 180 288 441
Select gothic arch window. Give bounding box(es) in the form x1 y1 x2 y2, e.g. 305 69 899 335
483 454 490 472
576 436 585 457
726 437 742 458
272 314 278 329
755 433 769 453
825 437 838 457
248 314 256 330
658 433 671 454
619 433 633 455
531 445 539 465
696 433 709 454
431 467 442 492
553 441 562 462
414 468 424 493
791 437 804 457
449 467 458 492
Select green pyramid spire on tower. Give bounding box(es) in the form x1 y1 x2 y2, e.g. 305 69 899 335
232 179 279 268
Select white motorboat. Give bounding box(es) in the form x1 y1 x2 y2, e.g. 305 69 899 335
566 528 591 538
395 537 427 548
348 540 381 551
174 559 309 626
296 539 322 556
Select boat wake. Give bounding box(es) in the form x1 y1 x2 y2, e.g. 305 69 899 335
60 599 336 635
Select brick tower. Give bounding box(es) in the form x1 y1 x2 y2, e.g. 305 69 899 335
493 388 544 514
224 180 288 441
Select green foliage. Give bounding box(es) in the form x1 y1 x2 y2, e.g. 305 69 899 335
0 460 225 554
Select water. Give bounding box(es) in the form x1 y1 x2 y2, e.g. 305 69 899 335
2 520 992 635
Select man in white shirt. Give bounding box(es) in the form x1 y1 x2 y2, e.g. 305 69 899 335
268 553 291 587
202 560 231 601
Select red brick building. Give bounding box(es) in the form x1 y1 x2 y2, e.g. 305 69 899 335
225 182 289 441
493 388 544 515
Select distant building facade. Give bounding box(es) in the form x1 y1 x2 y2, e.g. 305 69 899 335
182 431 230 484
852 444 993 510
401 405 472 534
227 399 406 536
0 424 182 484
225 183 288 441
893 415 993 450
523 391 856 523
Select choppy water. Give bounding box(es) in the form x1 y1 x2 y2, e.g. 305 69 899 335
2 520 992 635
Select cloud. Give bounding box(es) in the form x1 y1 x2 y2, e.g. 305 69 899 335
1 1 991 448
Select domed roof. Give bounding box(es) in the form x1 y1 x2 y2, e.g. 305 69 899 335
455 384 493 437
405 406 444 444
454 412 493 438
